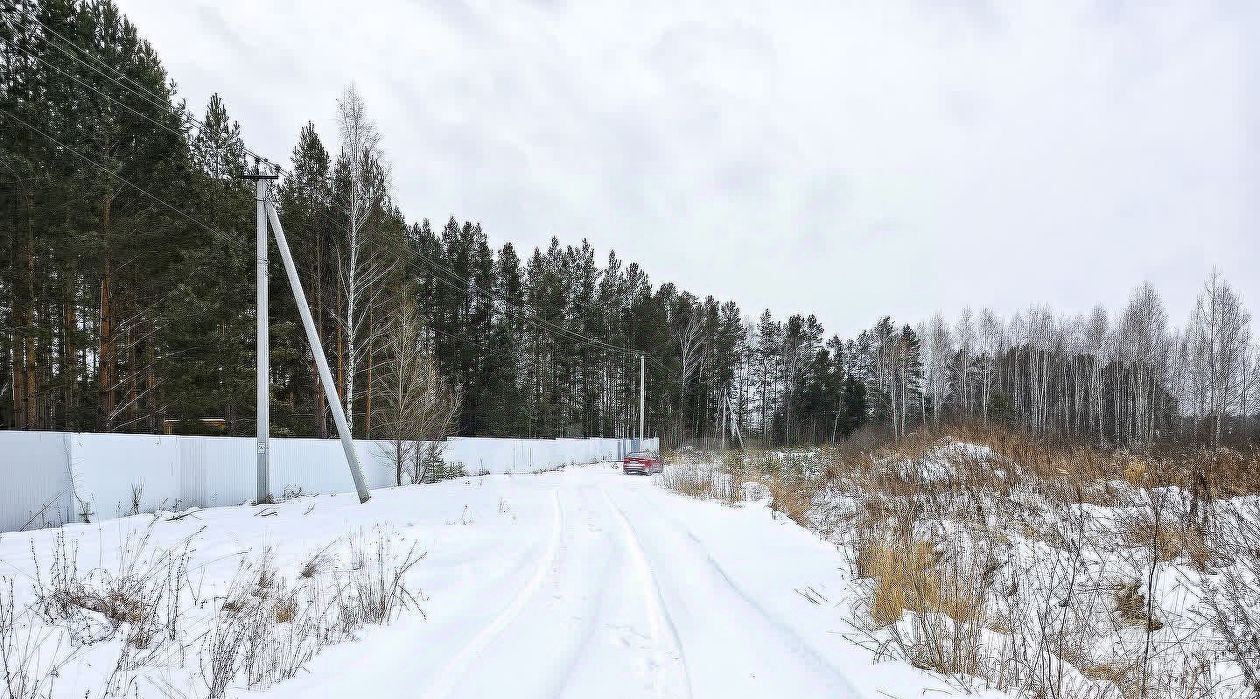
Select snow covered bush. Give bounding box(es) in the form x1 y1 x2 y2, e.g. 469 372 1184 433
1204 498 1260 694
660 448 821 521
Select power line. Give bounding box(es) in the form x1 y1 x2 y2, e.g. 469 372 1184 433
402 240 643 358
0 104 252 371
8 40 193 144
0 105 227 244
10 12 283 171
32 20 641 359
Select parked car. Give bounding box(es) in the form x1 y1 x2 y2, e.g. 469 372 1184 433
622 451 663 475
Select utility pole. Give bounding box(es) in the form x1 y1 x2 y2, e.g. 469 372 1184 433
242 165 279 504
726 389 745 450
639 353 646 452
265 198 371 503
720 387 727 451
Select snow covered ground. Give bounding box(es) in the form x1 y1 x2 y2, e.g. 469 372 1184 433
0 464 973 698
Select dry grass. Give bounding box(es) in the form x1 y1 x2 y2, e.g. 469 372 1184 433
1119 515 1212 569
1078 659 1137 695
273 597 296 624
31 524 196 651
298 545 332 580
659 464 728 500
857 536 985 626
766 477 813 526
1 579 78 699
947 423 1260 502
1113 581 1163 631
202 531 424 696
660 449 819 512
858 538 942 626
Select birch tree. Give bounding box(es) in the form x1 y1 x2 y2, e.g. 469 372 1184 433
1083 305 1110 443
376 292 459 485
954 307 976 413
670 294 707 440
1186 269 1252 445
1117 282 1170 445
978 307 1002 423
925 313 951 422
334 85 391 433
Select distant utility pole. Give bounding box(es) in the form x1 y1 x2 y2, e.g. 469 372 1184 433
726 389 744 450
242 165 279 504
720 387 727 451
639 354 646 451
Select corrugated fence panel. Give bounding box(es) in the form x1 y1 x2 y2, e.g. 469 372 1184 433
195 437 256 508
0 431 74 531
71 433 183 521
178 437 207 509
444 437 532 474
269 438 397 496
272 438 353 497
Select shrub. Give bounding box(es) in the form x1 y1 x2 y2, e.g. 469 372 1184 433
659 464 727 500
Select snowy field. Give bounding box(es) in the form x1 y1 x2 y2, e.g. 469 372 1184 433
0 463 970 699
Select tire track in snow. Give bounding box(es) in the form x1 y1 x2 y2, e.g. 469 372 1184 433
630 489 861 696
420 489 565 699
604 491 693 699
538 484 620 698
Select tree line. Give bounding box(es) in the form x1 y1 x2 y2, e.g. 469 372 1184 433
3 1 1256 449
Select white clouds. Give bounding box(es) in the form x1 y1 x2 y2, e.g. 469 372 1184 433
120 0 1256 335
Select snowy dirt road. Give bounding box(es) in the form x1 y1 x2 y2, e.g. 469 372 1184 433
250 466 958 699
2 465 965 698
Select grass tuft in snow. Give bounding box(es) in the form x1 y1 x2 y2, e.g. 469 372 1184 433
1 579 74 699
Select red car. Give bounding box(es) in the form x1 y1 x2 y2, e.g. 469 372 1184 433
622 451 663 475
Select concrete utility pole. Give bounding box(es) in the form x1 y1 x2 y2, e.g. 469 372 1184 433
720 387 727 451
265 199 371 503
242 167 279 504
726 389 745 450
639 353 646 451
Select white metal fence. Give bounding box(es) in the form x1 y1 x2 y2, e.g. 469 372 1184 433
0 432 657 532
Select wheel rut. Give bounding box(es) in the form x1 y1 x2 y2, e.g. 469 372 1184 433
420 489 565 699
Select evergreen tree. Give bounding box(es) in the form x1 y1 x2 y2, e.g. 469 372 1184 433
274 122 334 437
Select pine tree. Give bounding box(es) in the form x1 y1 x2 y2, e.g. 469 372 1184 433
479 242 527 435
274 122 334 437
163 94 252 434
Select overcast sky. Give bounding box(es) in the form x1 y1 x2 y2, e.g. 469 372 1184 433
117 0 1257 337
